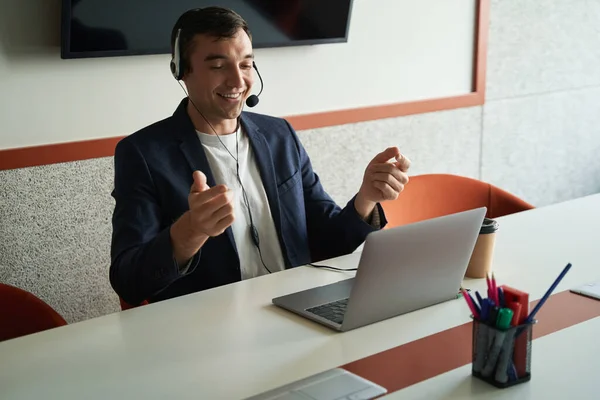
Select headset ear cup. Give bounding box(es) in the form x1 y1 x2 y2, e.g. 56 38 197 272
170 60 178 80
171 28 183 80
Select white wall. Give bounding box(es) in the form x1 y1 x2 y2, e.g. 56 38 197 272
3 0 600 325
0 0 476 150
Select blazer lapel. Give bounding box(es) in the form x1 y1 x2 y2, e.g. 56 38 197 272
172 99 239 258
240 113 289 266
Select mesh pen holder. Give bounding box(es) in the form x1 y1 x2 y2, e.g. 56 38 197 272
471 317 536 388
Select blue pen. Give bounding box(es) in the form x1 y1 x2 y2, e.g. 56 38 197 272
525 263 572 324
508 362 518 382
468 292 481 316
480 299 490 322
498 287 506 308
475 291 484 308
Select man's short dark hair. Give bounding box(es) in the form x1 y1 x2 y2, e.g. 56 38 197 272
171 7 252 76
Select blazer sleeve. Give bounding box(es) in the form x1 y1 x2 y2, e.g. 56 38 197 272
284 120 388 262
109 139 200 305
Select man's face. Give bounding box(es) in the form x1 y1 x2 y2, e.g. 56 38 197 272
182 29 254 124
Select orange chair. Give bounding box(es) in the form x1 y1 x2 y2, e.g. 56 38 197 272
119 297 148 311
381 174 534 227
0 283 67 341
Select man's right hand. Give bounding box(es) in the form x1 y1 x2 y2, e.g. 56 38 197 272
170 171 235 266
188 171 235 237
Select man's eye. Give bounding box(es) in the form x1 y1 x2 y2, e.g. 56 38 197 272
210 65 223 70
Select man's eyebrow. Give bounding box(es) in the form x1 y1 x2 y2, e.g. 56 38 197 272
204 54 227 62
203 53 255 62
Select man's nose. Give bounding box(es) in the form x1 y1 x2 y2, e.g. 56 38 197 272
226 67 244 88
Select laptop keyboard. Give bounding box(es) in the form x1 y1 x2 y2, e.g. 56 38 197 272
306 298 349 325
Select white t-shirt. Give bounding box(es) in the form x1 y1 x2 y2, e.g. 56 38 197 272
196 128 286 279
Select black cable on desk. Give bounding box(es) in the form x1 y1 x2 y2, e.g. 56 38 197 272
308 263 357 272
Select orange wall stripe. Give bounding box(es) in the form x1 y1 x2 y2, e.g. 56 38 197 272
285 92 483 131
0 137 125 171
0 0 489 171
474 0 490 95
341 291 600 395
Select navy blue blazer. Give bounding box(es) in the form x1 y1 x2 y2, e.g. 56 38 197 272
110 98 387 305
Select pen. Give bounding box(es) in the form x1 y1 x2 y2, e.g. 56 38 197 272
475 290 483 304
498 286 506 308
475 291 484 313
507 362 518 382
488 305 499 326
468 291 481 316
480 298 490 322
525 263 572 324
461 288 480 319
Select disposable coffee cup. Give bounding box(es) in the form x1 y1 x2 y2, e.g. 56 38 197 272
465 218 499 278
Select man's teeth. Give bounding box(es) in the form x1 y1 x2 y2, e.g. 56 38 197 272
220 93 241 99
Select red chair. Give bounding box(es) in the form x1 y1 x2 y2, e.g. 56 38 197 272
0 283 67 341
381 174 534 227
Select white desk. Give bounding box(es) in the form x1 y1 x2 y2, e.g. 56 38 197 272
1 194 599 400
382 317 600 400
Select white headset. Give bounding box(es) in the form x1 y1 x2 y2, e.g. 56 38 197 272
170 28 184 80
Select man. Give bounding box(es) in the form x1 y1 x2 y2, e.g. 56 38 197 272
109 7 410 307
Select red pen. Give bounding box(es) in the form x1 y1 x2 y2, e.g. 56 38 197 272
491 272 498 304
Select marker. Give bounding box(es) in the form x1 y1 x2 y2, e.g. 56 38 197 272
481 308 514 378
473 323 490 373
496 308 514 330
507 302 522 327
495 328 517 383
491 272 498 304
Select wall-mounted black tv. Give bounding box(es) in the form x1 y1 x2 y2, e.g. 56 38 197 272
61 0 354 59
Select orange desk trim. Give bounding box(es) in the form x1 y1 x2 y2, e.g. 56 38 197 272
0 0 489 171
341 291 600 395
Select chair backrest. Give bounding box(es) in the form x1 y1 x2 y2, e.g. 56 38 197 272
381 174 534 227
0 283 67 342
119 297 149 311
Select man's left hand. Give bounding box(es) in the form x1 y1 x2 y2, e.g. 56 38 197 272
354 146 411 219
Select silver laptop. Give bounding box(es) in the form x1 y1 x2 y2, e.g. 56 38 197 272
272 207 486 332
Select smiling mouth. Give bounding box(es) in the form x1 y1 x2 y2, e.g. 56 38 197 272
218 93 242 100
